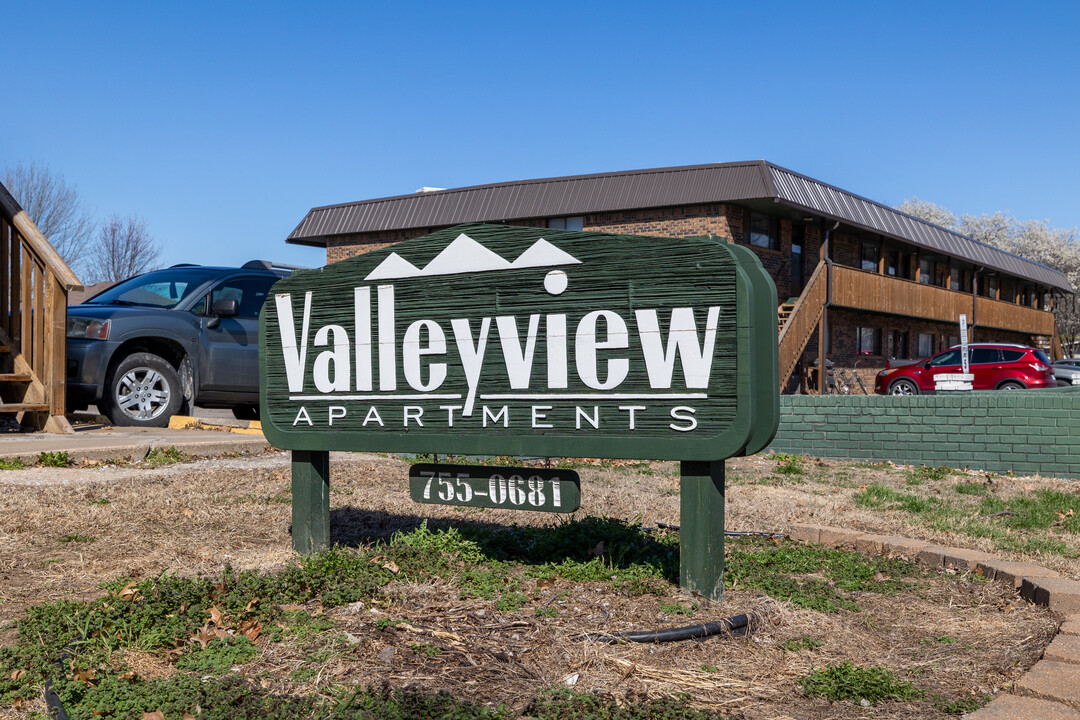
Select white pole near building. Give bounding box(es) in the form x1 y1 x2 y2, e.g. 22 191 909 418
960 314 970 375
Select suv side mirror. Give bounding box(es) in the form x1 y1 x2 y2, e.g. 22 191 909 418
213 298 239 317
207 298 239 329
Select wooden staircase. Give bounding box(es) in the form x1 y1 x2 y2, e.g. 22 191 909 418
0 180 82 432
777 260 829 392
777 301 796 335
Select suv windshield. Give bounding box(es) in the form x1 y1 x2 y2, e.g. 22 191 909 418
84 268 222 309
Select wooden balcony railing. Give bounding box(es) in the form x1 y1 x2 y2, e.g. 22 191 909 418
0 181 83 433
830 266 1056 337
778 259 828 390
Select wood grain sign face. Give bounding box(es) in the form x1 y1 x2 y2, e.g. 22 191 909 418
260 224 774 461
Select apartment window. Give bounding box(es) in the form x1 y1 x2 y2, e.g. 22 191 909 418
919 257 932 284
860 240 880 272
886 250 899 276
917 332 934 357
935 263 949 288
899 252 914 280
857 327 882 355
890 330 909 359
747 212 778 250
950 266 961 291
988 275 999 298
948 335 960 347
548 216 584 231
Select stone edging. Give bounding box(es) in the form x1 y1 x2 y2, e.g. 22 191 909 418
789 524 1080 718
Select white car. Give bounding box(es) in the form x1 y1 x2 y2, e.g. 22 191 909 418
1052 359 1080 386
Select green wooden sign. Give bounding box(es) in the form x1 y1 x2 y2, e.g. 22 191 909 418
259 223 780 600
260 223 772 461
408 463 581 513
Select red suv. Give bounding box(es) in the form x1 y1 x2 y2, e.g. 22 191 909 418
875 343 1056 395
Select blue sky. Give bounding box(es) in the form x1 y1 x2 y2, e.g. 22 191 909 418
3 1 1078 275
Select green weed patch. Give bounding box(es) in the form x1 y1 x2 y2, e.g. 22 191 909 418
799 662 922 705
144 446 189 466
37 450 72 467
854 482 1080 559
725 537 924 613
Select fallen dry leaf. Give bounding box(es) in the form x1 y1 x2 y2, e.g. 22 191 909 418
382 561 400 574
240 619 263 642
117 581 141 602
142 712 166 720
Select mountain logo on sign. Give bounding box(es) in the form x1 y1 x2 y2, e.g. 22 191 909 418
364 233 581 281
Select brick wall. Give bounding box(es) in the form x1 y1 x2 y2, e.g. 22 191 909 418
326 230 431 263
823 309 1033 370
583 203 735 239
325 219 550 263
767 388 1080 478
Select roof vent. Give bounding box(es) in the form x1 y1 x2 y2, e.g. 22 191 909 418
415 186 446 193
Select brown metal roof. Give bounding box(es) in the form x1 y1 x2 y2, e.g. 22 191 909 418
766 165 1072 293
289 160 1072 293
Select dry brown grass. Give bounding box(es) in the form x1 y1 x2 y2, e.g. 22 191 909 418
0 450 1074 719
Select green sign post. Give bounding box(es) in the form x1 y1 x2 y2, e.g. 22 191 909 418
260 223 778 598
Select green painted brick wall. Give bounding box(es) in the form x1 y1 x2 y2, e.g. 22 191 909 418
767 387 1080 478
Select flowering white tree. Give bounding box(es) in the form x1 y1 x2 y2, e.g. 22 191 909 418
897 199 1080 353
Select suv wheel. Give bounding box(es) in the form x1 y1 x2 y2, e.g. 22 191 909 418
102 353 182 427
889 379 919 396
998 381 1025 390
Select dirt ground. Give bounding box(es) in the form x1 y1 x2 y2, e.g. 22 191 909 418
0 450 1074 719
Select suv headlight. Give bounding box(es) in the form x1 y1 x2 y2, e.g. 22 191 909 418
67 317 110 340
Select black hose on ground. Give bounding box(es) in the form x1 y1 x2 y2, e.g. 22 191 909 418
581 612 757 644
45 676 70 720
43 632 80 720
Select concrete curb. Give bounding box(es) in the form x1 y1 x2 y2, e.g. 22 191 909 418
0 430 273 465
788 523 1080 718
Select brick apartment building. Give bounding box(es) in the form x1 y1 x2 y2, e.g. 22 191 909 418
287 161 1072 392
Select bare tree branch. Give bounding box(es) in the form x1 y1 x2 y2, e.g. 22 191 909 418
87 214 163 283
1 161 95 272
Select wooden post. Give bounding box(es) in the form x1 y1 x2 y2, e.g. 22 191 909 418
0 218 8 330
9 233 19 340
20 246 30 358
680 460 725 601
43 275 73 433
292 450 330 554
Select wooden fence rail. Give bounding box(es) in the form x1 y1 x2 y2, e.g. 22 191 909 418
0 183 83 432
831 266 1056 337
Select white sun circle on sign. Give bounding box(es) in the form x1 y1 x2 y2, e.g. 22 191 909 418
544 270 568 295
